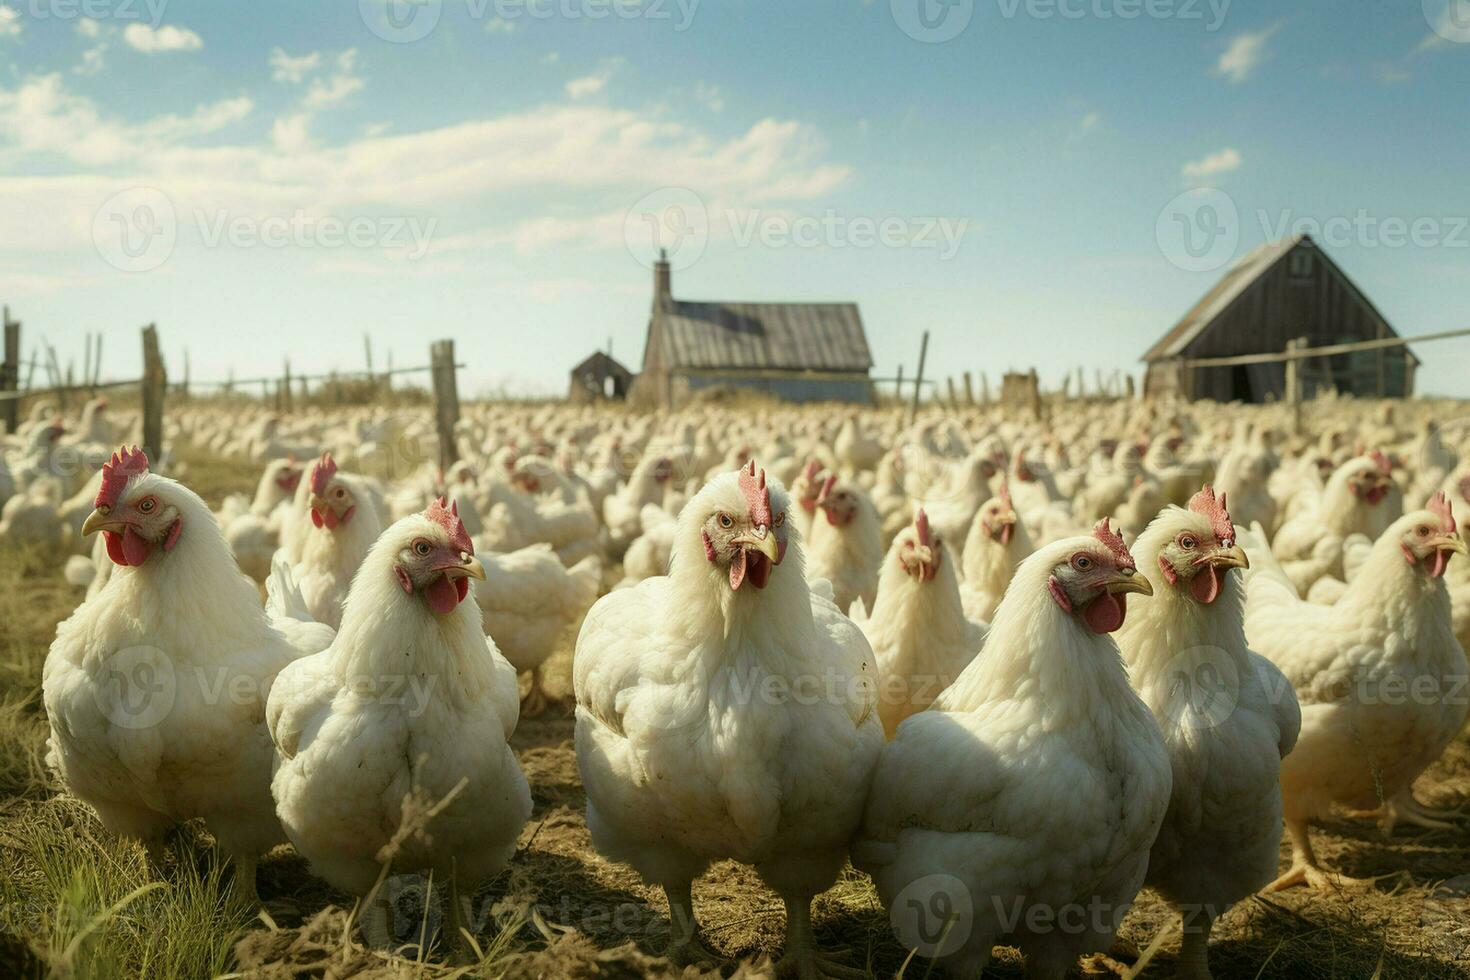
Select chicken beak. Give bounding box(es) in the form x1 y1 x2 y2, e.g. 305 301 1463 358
733 529 781 565
912 544 935 569
1107 570 1154 597
1433 535 1468 557
1203 544 1250 570
458 555 487 580
82 508 124 537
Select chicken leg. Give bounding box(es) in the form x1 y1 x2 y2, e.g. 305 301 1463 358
1378 789 1466 835
663 881 723 968
520 667 550 719
1175 909 1215 980
232 855 260 906
773 896 866 980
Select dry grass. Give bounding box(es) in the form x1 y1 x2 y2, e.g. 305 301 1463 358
2 454 1470 978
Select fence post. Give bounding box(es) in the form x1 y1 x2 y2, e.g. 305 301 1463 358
283 359 293 412
141 324 166 463
1283 336 1306 433
894 364 904 401
430 339 460 469
946 377 958 409
908 330 929 426
1 309 18 435
962 371 975 406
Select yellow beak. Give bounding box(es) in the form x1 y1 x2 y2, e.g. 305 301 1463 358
82 508 124 537
445 555 486 580
1434 535 1468 557
1203 544 1250 570
1106 569 1154 597
732 529 781 565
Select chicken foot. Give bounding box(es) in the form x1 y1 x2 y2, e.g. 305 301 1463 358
1174 908 1215 980
1263 819 1384 892
520 667 550 719
773 896 867 980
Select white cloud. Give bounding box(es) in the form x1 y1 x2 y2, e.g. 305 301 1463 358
693 82 725 113
270 47 323 84
1214 23 1280 83
566 59 623 99
75 17 101 39
0 5 21 39
272 113 312 154
123 23 204 54
302 49 363 110
1182 147 1242 180
485 17 515 33
76 43 108 75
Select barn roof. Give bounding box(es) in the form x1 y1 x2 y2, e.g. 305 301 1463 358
656 300 872 372
1143 236 1306 362
571 350 633 378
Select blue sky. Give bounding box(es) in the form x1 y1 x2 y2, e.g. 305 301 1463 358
1 0 1467 397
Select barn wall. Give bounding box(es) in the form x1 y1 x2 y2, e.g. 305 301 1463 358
674 371 874 405
1176 245 1411 402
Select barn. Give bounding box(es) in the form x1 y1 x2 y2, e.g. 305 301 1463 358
630 252 875 408
568 350 634 403
1142 235 1419 402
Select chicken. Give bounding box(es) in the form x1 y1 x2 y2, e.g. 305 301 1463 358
277 452 384 630
958 483 1032 624
916 450 999 560
1238 493 1469 889
803 474 882 615
619 503 676 585
224 457 304 582
477 544 601 716
1116 488 1300 979
574 462 882 977
854 509 986 738
602 454 674 558
854 520 1170 979
1272 452 1400 593
43 447 327 897
269 498 531 953
787 458 828 543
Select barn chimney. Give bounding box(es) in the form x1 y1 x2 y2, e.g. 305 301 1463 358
653 248 671 307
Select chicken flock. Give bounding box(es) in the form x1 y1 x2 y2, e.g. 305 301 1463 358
7 390 1470 978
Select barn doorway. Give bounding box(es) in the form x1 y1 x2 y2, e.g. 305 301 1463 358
1230 365 1254 402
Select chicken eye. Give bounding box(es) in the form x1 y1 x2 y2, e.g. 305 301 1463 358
1071 554 1093 571
137 496 156 514
717 513 734 529
1180 535 1197 550
334 487 347 499
773 512 785 528
413 539 432 557
1418 525 1431 537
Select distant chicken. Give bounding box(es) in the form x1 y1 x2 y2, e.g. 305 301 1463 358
269 499 531 952
804 474 883 615
787 458 828 542
854 509 987 738
44 447 328 897
1272 452 1401 594
277 453 383 630
602 454 674 558
958 483 1032 623
223 457 304 582
1117 489 1300 979
1239 493 1468 889
476 543 600 716
574 462 882 976
855 521 1169 978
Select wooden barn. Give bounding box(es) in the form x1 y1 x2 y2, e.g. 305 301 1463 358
1142 235 1418 402
568 350 634 403
630 252 875 408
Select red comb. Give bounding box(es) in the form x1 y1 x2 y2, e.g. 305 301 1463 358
95 446 149 511
1092 519 1135 569
426 497 474 555
817 474 837 506
915 508 931 547
1428 491 1457 534
1188 485 1235 546
309 452 337 495
1369 450 1392 474
738 460 774 527
803 459 823 483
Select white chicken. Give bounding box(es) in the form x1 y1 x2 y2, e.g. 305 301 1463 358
854 509 987 738
268 499 531 951
958 483 1032 624
1116 488 1300 979
223 457 304 582
803 474 882 615
277 452 383 630
1239 492 1469 889
574 462 882 977
43 447 327 897
1271 452 1400 594
854 520 1169 979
